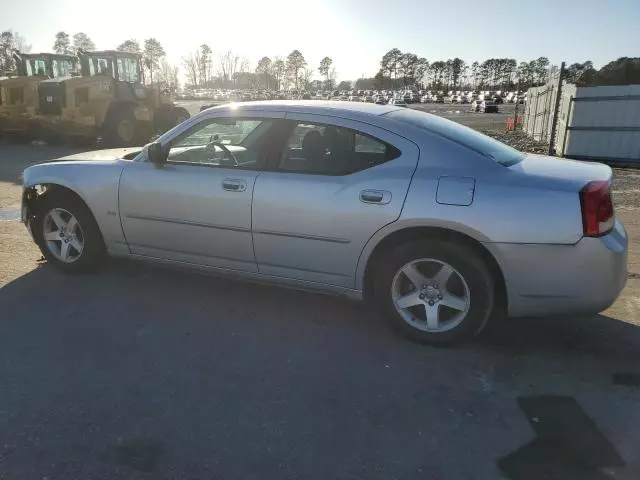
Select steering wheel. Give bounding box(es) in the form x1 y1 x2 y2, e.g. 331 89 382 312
207 141 238 167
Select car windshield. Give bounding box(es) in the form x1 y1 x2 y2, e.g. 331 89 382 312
385 108 523 166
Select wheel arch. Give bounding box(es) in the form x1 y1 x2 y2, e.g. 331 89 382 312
359 224 507 313
23 182 102 238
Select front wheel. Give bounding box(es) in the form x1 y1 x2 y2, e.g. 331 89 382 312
104 107 151 147
375 240 495 345
33 191 106 273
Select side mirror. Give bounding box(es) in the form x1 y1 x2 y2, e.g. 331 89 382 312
147 142 168 167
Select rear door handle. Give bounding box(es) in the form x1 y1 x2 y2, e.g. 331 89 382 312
222 178 247 192
360 189 391 204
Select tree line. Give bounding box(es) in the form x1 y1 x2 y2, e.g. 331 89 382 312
180 47 337 92
1 29 639 92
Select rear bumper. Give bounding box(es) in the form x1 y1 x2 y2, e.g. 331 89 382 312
485 219 628 317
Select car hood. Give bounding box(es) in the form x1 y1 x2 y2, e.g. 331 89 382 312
51 147 143 163
510 154 612 190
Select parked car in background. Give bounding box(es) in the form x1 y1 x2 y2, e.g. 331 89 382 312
470 100 482 112
387 98 408 107
480 100 499 113
21 101 627 345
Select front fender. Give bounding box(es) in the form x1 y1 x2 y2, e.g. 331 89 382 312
22 161 129 255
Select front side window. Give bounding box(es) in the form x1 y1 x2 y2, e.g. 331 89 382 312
166 118 273 169
89 57 113 77
52 59 76 78
117 57 141 83
27 59 46 76
279 121 400 175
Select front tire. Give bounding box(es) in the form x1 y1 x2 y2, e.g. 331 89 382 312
32 190 106 273
375 240 495 345
104 106 151 147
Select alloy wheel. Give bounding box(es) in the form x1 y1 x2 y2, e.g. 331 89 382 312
391 258 470 333
42 208 84 263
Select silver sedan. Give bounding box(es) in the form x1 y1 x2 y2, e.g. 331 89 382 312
21 101 628 344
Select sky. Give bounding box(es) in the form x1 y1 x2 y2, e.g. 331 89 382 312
3 0 639 82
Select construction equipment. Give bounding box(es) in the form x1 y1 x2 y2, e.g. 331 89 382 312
0 52 77 138
36 50 190 146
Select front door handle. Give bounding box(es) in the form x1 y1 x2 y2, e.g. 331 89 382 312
360 189 391 204
222 178 247 192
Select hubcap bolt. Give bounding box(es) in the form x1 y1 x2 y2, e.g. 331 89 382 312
428 300 435 306
419 294 425 299
438 295 443 300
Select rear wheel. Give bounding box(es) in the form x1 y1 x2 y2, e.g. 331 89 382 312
32 190 105 273
375 240 495 345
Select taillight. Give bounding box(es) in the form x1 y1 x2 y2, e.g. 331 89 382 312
579 181 614 237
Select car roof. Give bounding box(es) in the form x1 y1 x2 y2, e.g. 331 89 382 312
203 100 402 120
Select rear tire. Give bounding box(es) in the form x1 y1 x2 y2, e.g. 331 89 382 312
32 190 106 273
375 240 495 345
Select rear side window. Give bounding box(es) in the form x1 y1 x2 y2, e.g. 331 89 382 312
385 108 523 166
279 121 400 175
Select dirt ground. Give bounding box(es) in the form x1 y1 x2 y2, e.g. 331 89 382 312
1 124 639 479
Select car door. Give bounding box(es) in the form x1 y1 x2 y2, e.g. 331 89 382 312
119 111 284 272
252 114 420 288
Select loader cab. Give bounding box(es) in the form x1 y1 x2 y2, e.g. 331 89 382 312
14 52 78 79
78 50 147 100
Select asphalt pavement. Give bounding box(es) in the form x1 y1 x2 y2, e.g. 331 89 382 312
1 138 640 480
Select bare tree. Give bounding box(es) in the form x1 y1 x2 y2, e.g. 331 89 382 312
1 30 31 72
303 68 314 90
157 59 179 94
218 50 240 86
182 51 200 88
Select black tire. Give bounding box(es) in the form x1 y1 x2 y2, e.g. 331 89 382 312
172 107 190 126
375 240 495 345
103 106 151 147
32 190 106 273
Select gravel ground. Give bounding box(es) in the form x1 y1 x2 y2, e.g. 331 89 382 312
1 122 640 479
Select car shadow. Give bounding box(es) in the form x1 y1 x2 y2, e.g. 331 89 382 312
2 257 639 368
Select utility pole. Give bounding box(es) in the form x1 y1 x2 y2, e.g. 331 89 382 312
548 61 566 155
513 80 520 129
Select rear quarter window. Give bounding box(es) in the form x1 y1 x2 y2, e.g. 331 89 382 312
385 108 523 166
